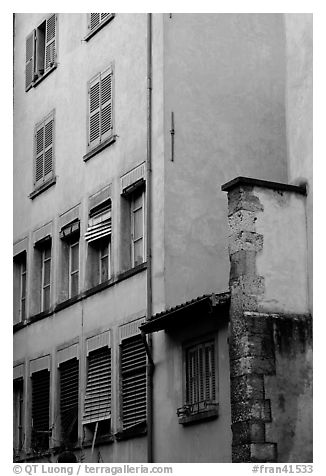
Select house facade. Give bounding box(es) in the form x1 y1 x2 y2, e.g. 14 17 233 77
13 13 312 463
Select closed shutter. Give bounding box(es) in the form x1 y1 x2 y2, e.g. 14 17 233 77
121 335 146 429
31 369 50 450
35 114 54 186
83 347 111 424
90 13 100 31
89 74 101 148
60 359 79 444
25 31 35 90
45 14 56 71
186 341 216 406
35 124 45 186
100 68 113 142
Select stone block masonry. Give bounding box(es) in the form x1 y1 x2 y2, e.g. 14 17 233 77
222 177 312 463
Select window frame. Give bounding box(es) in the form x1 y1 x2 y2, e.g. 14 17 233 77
25 13 57 92
99 240 111 284
13 378 24 453
41 245 51 312
14 252 27 324
69 241 79 299
131 188 145 268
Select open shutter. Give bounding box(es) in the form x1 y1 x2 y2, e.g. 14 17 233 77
45 14 56 71
35 124 44 186
89 74 101 148
60 358 79 444
121 335 146 429
44 116 54 181
83 347 111 424
100 67 113 142
31 369 50 450
25 31 35 90
205 342 216 401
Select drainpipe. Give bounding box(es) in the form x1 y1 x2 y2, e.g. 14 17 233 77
146 12 154 464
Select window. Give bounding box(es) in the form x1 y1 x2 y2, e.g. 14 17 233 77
13 379 24 453
32 238 52 315
85 199 112 288
177 338 218 424
86 14 115 39
13 252 27 324
31 369 50 451
59 358 79 446
69 242 79 298
120 335 146 430
59 220 80 302
25 14 57 91
120 163 146 272
131 189 145 268
88 66 113 151
34 112 55 189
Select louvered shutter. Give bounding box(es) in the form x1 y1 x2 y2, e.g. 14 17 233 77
83 347 111 424
35 124 45 186
45 14 56 71
60 359 79 444
204 342 216 401
31 369 50 450
121 335 147 429
100 68 113 142
44 116 54 181
25 31 36 90
90 13 100 31
186 341 216 406
100 14 110 21
89 74 101 148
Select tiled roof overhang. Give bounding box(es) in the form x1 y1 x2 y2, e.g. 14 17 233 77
140 292 230 334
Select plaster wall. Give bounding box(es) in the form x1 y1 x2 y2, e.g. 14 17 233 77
254 187 309 314
163 13 288 310
284 14 313 312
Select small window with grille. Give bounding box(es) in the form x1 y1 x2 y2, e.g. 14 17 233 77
177 337 219 425
34 111 55 190
59 358 79 447
25 14 57 91
31 369 51 451
120 335 147 430
88 66 114 152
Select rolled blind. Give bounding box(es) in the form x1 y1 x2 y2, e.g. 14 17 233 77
83 347 111 424
121 335 146 429
85 204 111 243
31 369 50 450
60 358 79 444
25 30 35 90
186 341 216 405
45 14 56 71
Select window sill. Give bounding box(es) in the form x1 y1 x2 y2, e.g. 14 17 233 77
177 405 219 426
84 14 115 41
26 64 57 92
29 176 56 199
115 421 147 441
83 135 117 162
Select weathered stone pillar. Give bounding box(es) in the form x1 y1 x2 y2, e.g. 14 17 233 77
222 177 312 463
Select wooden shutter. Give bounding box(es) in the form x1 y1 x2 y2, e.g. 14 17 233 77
25 31 36 90
45 14 56 71
100 68 113 142
60 359 79 444
121 335 146 429
101 14 110 21
35 124 45 186
44 116 54 181
204 342 216 401
83 347 111 424
89 74 101 148
31 369 50 450
90 13 100 31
